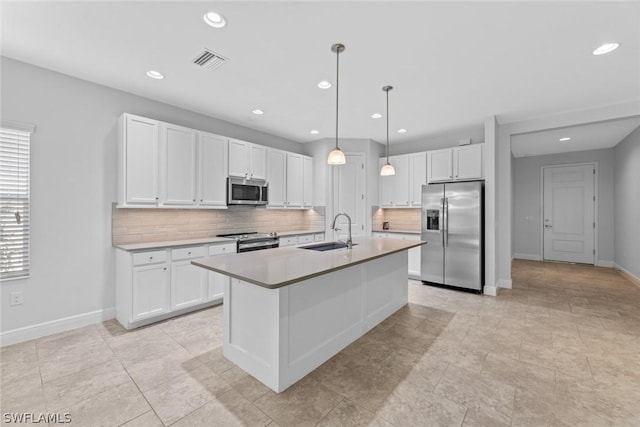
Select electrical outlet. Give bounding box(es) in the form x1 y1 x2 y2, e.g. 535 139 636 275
10 291 23 306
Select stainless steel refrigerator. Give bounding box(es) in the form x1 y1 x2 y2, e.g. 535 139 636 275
420 181 483 292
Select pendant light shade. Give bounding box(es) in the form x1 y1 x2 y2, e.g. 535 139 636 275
327 43 346 165
380 162 395 176
380 85 395 176
328 147 346 165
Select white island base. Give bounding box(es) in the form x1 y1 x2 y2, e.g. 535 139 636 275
223 251 408 393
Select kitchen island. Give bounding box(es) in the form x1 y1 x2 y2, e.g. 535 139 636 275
192 238 426 392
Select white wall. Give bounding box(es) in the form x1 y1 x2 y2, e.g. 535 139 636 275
513 148 615 265
614 125 640 278
389 124 484 155
0 57 302 338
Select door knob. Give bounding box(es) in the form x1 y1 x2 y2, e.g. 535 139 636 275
544 225 552 228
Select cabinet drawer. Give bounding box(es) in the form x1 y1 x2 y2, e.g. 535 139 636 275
171 245 206 261
133 250 167 266
393 233 420 241
297 234 313 244
314 233 325 242
280 236 297 247
209 243 236 256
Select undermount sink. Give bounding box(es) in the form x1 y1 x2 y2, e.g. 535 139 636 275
299 242 358 252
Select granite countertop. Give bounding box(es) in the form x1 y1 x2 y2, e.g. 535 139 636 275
372 229 421 234
114 237 235 251
275 229 324 237
114 230 325 251
192 238 426 289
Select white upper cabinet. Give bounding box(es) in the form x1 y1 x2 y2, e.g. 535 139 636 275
118 113 229 209
161 123 197 206
453 144 483 181
229 139 267 180
393 155 410 207
286 153 303 207
228 139 248 178
119 114 159 206
267 149 286 207
427 148 453 183
427 144 484 183
198 132 228 207
267 150 312 210
379 153 422 208
249 144 267 180
410 152 427 207
303 156 313 208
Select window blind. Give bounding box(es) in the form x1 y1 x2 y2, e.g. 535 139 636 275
1 127 30 280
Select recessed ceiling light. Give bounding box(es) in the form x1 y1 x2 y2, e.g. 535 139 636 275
559 137 571 142
593 42 619 55
204 11 226 28
371 113 382 119
397 128 407 134
310 130 319 135
146 70 164 80
252 109 264 115
317 81 332 89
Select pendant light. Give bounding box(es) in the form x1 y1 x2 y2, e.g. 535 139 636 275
380 85 396 176
327 43 346 165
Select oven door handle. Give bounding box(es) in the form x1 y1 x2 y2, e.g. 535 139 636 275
238 240 279 251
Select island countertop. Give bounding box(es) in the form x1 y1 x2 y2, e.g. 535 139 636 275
192 238 426 289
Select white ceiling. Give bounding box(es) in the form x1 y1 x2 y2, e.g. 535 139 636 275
511 117 640 158
1 1 639 147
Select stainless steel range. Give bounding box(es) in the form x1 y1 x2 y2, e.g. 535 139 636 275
217 232 279 253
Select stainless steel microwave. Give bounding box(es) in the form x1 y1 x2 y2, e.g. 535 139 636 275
227 177 268 205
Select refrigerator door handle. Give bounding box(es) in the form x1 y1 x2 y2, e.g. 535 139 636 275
444 198 449 247
440 197 445 247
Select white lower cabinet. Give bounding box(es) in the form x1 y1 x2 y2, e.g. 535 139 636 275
297 234 313 244
132 263 170 322
207 243 235 301
371 232 421 278
279 236 298 247
117 241 235 329
171 246 208 310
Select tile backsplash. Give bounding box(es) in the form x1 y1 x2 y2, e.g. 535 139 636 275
373 208 421 232
112 205 325 245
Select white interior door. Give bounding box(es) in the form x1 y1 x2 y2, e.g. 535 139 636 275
333 153 365 240
543 164 595 264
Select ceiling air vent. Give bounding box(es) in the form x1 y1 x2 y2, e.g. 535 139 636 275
192 49 228 71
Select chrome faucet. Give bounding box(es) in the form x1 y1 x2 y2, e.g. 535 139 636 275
330 212 353 249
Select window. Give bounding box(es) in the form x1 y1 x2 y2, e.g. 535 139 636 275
1 127 31 281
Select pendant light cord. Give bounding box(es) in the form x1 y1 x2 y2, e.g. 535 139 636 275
335 47 340 151
386 88 390 162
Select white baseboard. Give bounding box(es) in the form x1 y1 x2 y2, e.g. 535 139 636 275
615 263 640 288
0 307 116 347
497 278 513 289
483 285 498 296
514 253 542 261
595 260 615 268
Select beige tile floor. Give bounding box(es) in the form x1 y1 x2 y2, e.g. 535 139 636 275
1 260 639 426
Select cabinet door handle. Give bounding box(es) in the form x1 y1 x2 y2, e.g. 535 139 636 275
155 197 159 201
149 256 153 260
188 251 191 255
163 267 167 271
200 199 203 202
192 199 196 202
